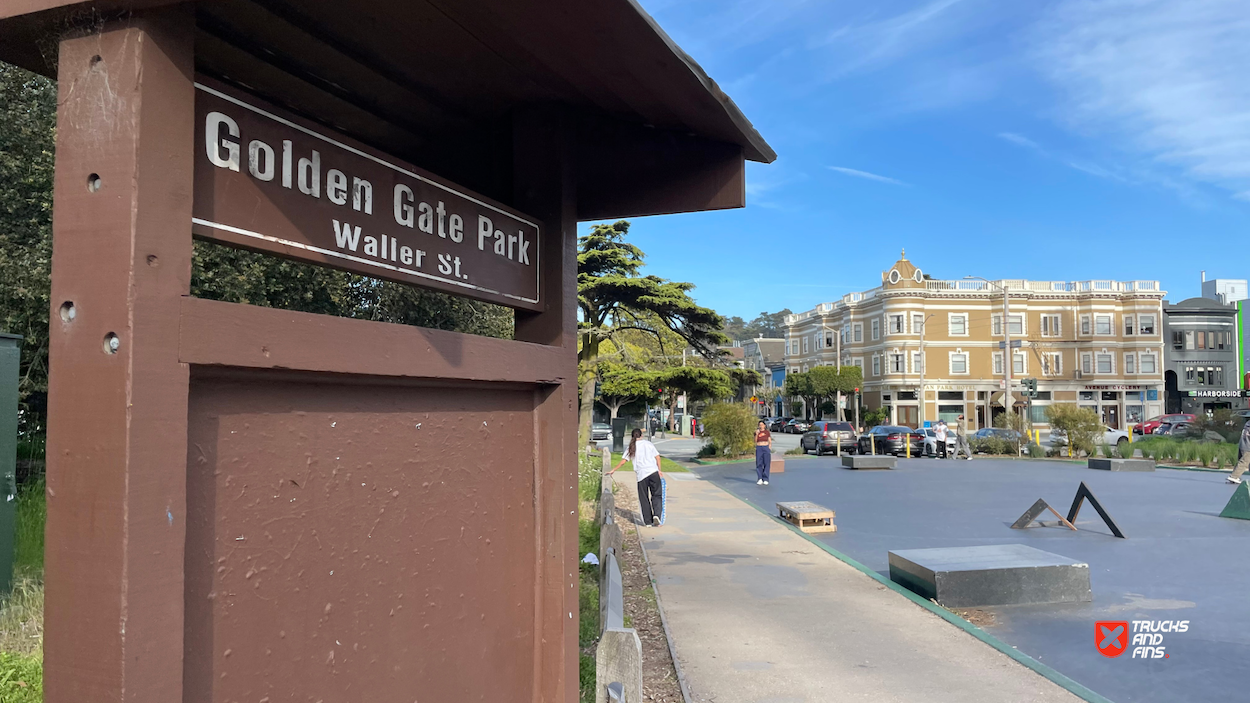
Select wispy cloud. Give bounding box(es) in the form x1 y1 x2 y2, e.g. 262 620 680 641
828 166 909 186
997 131 1127 184
997 132 1041 150
1034 0 1250 201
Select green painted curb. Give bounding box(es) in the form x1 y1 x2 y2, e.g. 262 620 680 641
711 484 1117 703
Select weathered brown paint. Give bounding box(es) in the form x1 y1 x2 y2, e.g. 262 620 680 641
45 8 195 702
184 372 539 701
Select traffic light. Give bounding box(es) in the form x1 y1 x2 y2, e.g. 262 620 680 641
1021 377 1038 398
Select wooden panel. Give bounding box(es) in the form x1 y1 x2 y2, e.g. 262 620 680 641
178 297 572 385
184 374 538 702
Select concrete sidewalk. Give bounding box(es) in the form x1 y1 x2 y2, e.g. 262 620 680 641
629 472 1086 703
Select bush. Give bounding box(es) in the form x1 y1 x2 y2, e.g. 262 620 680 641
696 442 719 458
1026 443 1045 458
971 437 1011 455
701 403 758 457
1045 404 1101 456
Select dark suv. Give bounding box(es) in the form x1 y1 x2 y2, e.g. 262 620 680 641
801 421 858 455
856 425 924 456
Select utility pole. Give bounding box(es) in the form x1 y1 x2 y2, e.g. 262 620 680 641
967 277 1011 429
918 314 934 427
1002 283 1012 424
836 322 843 422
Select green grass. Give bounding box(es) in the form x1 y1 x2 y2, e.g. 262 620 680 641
610 452 688 473
13 480 44 577
0 482 45 700
0 651 41 703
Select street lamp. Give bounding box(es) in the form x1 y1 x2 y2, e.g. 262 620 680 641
966 276 1013 426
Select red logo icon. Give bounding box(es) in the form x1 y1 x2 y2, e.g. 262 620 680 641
1096 621 1129 658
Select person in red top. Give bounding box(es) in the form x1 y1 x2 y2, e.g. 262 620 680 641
754 420 773 485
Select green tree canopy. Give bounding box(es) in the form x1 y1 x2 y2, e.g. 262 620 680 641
577 220 727 444
596 363 660 420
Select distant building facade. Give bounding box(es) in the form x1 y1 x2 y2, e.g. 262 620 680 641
784 253 1166 430
742 337 786 415
1200 273 1247 306
1162 297 1249 414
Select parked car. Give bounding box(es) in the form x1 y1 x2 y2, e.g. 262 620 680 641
1134 413 1195 435
783 419 811 434
921 427 956 457
856 425 924 456
801 421 858 455
590 423 611 441
971 428 1024 443
1051 425 1129 447
769 417 793 432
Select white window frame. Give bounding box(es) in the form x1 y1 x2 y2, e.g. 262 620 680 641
889 351 905 374
1041 314 1061 337
1080 314 1091 336
872 355 881 377
949 350 969 375
1124 314 1135 336
1140 352 1157 374
991 313 1024 337
888 314 905 335
853 323 863 342
871 319 880 340
1096 352 1114 374
852 357 864 372
948 313 968 336
992 351 1004 376
1041 352 1062 376
803 337 809 353
1125 352 1136 374
1081 352 1093 374
1095 315 1112 336
1139 314 1156 335
912 351 923 374
912 313 924 334
1012 352 1026 375
825 331 834 349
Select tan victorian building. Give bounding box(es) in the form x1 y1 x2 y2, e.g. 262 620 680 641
784 253 1166 431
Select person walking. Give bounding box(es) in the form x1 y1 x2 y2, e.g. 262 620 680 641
754 420 773 485
1228 419 1250 484
934 420 949 459
609 428 666 526
952 415 973 460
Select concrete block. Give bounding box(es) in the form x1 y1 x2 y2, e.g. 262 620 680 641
601 552 625 632
1087 458 1155 472
770 454 785 473
888 544 1091 608
595 628 642 703
842 455 896 470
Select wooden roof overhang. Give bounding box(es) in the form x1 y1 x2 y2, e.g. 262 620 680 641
0 0 774 221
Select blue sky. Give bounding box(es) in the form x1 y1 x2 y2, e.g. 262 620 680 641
581 0 1250 320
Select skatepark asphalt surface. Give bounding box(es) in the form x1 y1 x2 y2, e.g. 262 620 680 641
691 455 1250 703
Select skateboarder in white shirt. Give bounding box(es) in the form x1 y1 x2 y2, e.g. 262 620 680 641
609 428 666 526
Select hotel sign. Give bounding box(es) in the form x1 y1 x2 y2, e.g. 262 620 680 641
192 80 541 310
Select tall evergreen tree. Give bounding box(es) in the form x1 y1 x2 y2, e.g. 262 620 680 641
577 220 726 446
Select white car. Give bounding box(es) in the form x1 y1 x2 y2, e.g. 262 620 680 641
1050 425 1129 447
921 427 956 457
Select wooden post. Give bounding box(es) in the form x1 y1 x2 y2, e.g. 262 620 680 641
513 107 579 703
44 9 195 703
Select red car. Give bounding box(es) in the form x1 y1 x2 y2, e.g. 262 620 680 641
1134 413 1195 435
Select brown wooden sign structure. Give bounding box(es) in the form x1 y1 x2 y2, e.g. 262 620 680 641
0 2 771 702
194 79 541 310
